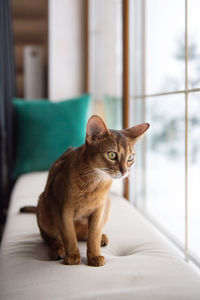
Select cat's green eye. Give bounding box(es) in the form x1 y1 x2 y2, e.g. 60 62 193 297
128 154 135 162
108 151 117 160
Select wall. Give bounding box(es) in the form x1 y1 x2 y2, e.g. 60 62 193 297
89 0 122 101
48 0 85 101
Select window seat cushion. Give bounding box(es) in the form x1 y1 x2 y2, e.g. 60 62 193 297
0 172 200 300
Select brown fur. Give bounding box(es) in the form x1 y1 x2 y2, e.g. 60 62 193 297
20 115 149 267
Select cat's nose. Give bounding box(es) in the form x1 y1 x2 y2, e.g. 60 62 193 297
120 168 127 176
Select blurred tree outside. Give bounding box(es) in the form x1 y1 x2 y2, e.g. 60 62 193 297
149 34 200 164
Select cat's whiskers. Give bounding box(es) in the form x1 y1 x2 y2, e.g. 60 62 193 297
98 167 110 172
81 168 111 181
81 170 96 177
122 171 129 179
93 168 112 180
81 167 129 180
107 169 130 179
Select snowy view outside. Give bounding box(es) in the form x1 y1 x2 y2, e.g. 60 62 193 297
132 0 200 263
146 94 185 244
188 93 200 259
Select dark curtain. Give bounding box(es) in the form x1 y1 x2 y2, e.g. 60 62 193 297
0 0 16 220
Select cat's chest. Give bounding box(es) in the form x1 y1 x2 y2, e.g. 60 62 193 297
73 180 112 219
73 194 105 219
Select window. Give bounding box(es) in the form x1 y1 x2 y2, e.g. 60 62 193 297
131 0 200 267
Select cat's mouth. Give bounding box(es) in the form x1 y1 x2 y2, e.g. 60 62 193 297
109 172 128 179
104 169 128 179
94 168 128 180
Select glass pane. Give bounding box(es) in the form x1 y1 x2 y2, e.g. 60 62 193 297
89 0 123 129
143 94 185 244
188 0 200 89
188 93 200 261
130 98 145 206
146 0 185 95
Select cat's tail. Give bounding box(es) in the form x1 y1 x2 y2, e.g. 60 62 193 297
19 206 37 213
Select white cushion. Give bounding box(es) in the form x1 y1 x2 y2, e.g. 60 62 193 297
0 172 200 300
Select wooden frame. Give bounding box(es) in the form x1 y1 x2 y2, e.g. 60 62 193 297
84 0 89 94
122 0 129 200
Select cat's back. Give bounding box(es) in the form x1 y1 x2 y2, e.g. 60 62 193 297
43 146 82 199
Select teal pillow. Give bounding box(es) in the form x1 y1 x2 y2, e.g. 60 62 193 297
13 94 91 178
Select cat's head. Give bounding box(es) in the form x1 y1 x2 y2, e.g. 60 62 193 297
85 115 150 179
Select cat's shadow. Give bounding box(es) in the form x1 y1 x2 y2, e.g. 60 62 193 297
13 236 88 264
11 234 50 261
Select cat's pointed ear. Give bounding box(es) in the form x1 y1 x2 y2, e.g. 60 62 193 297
86 115 110 144
122 123 150 143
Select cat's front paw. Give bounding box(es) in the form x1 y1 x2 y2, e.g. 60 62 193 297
88 256 105 267
63 253 81 265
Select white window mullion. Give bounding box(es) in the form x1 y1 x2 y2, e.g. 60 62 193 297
141 0 147 212
184 0 189 262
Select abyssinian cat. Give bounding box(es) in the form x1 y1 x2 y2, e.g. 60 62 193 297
21 115 149 267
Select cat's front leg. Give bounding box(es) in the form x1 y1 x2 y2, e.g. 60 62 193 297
60 209 81 265
87 204 105 267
